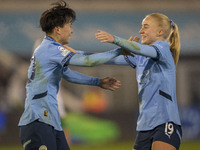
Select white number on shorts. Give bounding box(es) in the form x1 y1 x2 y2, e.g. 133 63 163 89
165 122 174 138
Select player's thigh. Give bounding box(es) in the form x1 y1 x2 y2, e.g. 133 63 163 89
152 141 176 150
56 130 70 150
152 122 182 150
20 120 57 150
133 131 152 150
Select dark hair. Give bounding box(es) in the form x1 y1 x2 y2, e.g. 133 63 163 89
40 0 76 34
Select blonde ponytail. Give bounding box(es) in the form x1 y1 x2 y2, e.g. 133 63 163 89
147 13 181 66
169 23 180 65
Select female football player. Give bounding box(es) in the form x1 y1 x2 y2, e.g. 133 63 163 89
96 13 182 150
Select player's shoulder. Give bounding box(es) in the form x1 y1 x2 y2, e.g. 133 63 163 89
46 42 72 57
36 39 60 52
153 41 169 50
152 41 171 58
151 41 175 68
48 41 62 50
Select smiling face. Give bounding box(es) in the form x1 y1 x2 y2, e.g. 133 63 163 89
139 16 163 46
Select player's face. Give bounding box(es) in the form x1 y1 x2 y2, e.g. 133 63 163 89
59 22 73 45
139 16 160 45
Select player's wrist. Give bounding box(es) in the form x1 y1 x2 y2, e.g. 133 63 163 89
97 78 101 87
113 35 120 44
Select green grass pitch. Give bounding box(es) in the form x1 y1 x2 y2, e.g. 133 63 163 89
0 141 199 150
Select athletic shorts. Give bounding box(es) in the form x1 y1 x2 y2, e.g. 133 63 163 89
19 120 70 150
133 122 182 150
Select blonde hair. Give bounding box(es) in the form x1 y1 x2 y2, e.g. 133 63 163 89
147 13 180 65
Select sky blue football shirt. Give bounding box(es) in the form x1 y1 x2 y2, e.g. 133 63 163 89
107 40 181 131
18 36 103 131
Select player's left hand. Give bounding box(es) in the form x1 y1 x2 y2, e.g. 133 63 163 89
128 35 140 42
100 77 121 91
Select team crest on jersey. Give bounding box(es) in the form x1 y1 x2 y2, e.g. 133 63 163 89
39 145 47 150
44 110 48 117
58 46 65 51
58 46 70 56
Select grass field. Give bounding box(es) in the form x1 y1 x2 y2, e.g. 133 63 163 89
0 141 200 150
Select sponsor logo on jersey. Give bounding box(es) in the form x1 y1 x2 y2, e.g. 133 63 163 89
155 43 163 48
39 145 47 150
61 49 70 56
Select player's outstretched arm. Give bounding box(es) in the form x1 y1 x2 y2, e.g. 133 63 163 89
95 30 157 59
63 44 122 67
62 67 120 91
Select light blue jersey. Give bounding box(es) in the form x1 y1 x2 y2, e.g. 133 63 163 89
18 36 121 131
108 38 181 131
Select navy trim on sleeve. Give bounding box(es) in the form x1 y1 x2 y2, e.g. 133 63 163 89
61 52 75 66
151 45 160 61
124 55 136 68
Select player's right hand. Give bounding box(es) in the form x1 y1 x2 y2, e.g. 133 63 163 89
95 30 115 43
99 77 121 91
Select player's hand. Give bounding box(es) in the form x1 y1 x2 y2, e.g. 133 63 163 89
121 50 134 57
63 45 77 53
95 30 114 43
99 77 121 91
128 35 140 42
121 36 140 57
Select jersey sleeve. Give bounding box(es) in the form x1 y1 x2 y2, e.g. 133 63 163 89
62 66 101 86
68 48 121 66
105 54 137 69
123 55 137 68
151 41 172 62
113 36 158 59
105 55 128 65
49 43 75 66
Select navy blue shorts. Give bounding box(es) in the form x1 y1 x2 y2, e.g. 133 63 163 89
134 122 182 150
19 120 70 150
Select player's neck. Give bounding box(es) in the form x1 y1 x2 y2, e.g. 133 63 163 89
47 33 62 44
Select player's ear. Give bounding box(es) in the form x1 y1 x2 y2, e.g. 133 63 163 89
54 26 61 34
158 28 164 36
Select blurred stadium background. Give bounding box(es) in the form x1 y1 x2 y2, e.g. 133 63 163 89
0 0 200 149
